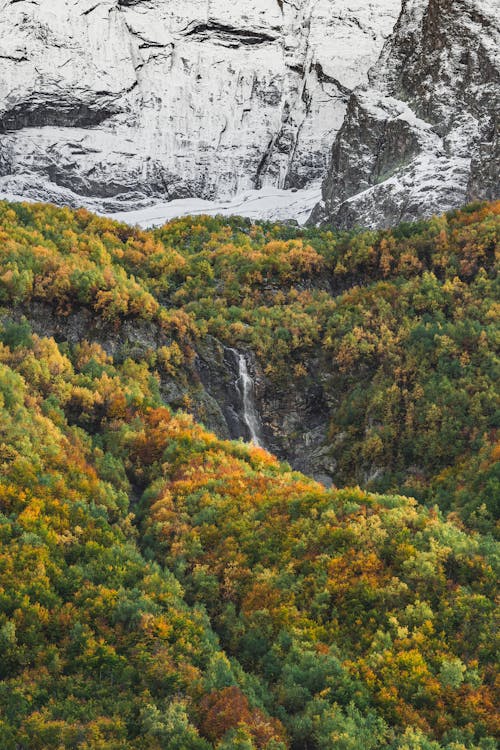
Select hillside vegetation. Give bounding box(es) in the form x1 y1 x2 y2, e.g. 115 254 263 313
0 199 498 525
0 200 498 749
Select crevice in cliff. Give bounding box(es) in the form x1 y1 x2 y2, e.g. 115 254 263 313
124 22 169 50
0 102 118 133
254 137 277 189
283 83 312 189
180 22 278 47
0 53 28 63
281 0 316 189
314 63 351 97
81 3 100 15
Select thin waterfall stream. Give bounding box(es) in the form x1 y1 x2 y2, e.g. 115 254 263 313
227 348 263 447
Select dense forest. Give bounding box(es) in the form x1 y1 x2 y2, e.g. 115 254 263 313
0 199 498 749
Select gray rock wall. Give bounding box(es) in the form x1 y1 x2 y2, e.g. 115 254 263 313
317 0 500 228
0 0 399 212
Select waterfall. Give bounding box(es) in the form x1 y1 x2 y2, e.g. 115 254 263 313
227 348 263 447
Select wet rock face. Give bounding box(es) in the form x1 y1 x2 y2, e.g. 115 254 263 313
195 340 336 484
318 0 500 229
10 299 335 481
195 340 248 442
197 344 332 483
261 370 336 486
0 0 400 212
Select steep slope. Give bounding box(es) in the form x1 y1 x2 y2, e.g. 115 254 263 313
0 199 498 532
0 0 399 212
0 208 498 748
317 0 500 228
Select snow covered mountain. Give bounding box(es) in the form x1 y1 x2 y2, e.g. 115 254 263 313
0 0 497 227
0 0 399 214
316 0 500 228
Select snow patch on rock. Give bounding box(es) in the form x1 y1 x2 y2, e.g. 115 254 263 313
0 183 322 227
318 0 500 228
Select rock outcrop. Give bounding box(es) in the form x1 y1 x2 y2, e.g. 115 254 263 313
0 0 497 228
5 299 337 484
0 0 399 212
317 0 500 228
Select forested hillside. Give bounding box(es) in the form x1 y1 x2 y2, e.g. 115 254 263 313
0 200 498 749
0 199 498 525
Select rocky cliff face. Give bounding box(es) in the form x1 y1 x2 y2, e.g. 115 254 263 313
6 300 336 484
0 0 497 228
0 0 399 212
317 0 500 228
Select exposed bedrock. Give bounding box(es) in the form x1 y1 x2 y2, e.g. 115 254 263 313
0 0 400 213
5 300 337 484
316 0 500 228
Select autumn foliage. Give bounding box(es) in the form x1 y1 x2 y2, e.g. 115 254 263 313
0 199 497 749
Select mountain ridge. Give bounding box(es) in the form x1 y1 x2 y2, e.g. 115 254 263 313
316 0 500 227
